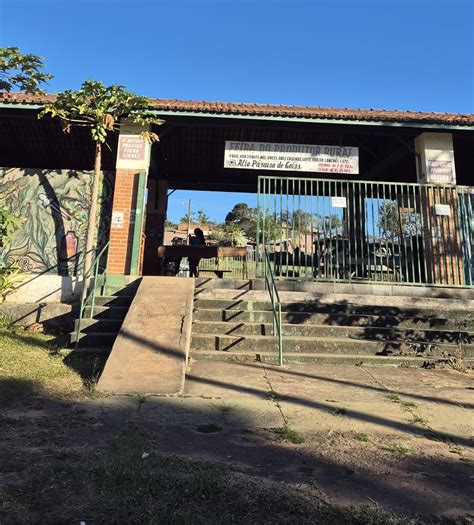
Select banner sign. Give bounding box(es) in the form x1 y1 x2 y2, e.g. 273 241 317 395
434 204 451 217
224 141 359 175
331 196 347 208
428 159 455 184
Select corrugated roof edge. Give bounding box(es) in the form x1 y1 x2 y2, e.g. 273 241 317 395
1 92 473 126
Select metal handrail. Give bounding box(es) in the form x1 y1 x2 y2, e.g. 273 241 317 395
263 249 283 366
74 241 110 349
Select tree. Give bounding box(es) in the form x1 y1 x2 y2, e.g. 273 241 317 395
208 223 248 247
377 201 422 242
291 209 314 232
196 210 211 224
39 80 164 272
165 219 177 229
0 47 52 93
225 203 256 223
315 214 343 236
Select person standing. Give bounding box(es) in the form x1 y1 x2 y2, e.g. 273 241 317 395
189 228 206 277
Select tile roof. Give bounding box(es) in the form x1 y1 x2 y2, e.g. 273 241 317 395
1 91 473 126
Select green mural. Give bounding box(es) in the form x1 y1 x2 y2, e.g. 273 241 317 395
0 168 114 275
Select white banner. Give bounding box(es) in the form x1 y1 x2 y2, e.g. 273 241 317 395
224 141 359 175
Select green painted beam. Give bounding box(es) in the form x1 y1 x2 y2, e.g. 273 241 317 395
129 170 147 276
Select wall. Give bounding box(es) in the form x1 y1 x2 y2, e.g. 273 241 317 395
0 167 114 303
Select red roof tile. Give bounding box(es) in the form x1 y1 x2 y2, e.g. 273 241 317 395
1 91 473 126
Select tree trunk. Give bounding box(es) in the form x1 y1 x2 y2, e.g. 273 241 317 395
83 142 102 274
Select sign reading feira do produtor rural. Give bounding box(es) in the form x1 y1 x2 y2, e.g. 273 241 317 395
224 141 359 174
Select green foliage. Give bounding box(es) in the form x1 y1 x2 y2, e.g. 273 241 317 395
0 47 52 93
0 207 24 302
225 203 256 223
208 223 249 247
272 425 305 444
196 210 211 224
291 209 314 232
0 264 24 303
0 207 21 250
382 443 413 455
377 201 422 242
179 211 213 226
39 79 164 145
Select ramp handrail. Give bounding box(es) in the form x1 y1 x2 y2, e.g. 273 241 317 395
75 241 110 349
263 249 283 366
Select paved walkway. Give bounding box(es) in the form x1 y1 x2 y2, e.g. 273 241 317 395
97 277 194 395
88 362 474 516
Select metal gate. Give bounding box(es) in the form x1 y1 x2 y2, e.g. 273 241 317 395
257 175 474 287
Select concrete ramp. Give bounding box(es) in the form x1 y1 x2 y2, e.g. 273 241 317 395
97 277 194 395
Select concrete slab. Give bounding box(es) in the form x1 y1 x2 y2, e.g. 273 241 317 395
97 276 194 395
62 360 474 516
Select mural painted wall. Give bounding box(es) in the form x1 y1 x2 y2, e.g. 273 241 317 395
0 168 114 275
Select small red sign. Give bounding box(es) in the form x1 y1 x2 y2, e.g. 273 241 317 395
118 135 146 161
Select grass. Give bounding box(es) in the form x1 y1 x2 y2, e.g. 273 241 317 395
386 393 401 402
267 390 283 402
409 414 429 426
424 432 451 444
216 403 235 415
0 326 104 407
331 406 347 416
382 444 413 456
400 400 418 409
0 423 409 524
355 432 371 442
272 425 305 444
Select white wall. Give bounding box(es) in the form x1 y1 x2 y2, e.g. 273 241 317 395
6 274 83 304
415 132 456 184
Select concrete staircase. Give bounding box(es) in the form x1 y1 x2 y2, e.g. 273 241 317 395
191 279 474 367
70 279 140 349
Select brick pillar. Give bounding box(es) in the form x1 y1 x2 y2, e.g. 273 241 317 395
107 123 152 276
107 169 140 275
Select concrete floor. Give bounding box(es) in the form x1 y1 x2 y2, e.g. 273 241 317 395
84 361 474 517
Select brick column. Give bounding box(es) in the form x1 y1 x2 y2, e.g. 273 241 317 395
107 169 140 275
107 123 152 276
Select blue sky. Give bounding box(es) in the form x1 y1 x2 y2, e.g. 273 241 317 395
1 0 473 222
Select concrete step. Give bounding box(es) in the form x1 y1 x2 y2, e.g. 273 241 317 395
70 331 117 347
193 298 473 319
195 278 252 291
191 334 474 357
73 318 123 334
190 350 474 368
101 284 140 297
192 321 474 343
193 289 474 311
83 306 129 320
94 295 134 307
192 308 474 330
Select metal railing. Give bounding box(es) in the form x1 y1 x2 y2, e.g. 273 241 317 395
258 176 474 288
263 249 283 366
198 246 254 279
74 241 110 348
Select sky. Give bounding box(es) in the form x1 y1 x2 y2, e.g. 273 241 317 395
1 0 473 222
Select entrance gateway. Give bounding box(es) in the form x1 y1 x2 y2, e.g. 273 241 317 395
1 94 473 291
2 93 473 391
